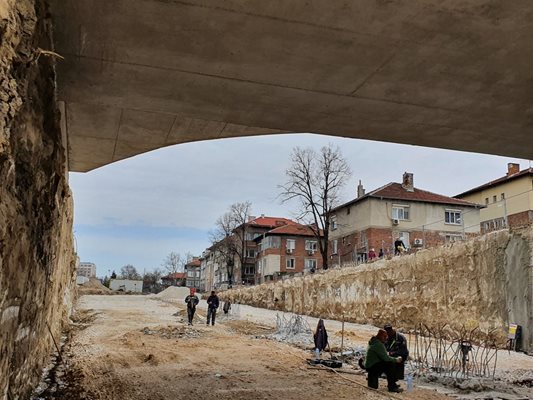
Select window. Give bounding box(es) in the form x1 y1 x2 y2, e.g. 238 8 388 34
245 232 261 241
286 239 296 251
246 249 256 258
485 197 489 205
359 231 367 248
346 207 351 215
392 205 410 220
305 240 317 251
501 193 505 200
286 258 295 269
260 236 280 251
398 231 410 248
244 266 255 275
331 215 337 230
445 209 462 225
332 239 338 254
493 195 497 203
305 259 317 271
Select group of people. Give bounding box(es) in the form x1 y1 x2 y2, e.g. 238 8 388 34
367 239 407 261
363 324 409 393
186 289 409 393
184 288 231 326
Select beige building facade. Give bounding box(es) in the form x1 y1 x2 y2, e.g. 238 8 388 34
329 173 482 263
456 163 533 232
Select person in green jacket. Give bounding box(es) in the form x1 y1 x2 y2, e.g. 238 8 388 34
364 329 403 392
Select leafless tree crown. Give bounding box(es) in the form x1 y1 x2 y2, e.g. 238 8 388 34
279 144 351 269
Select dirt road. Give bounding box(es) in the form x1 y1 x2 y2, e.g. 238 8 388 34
58 295 451 400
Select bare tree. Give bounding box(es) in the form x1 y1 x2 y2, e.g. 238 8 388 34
161 251 187 275
210 201 252 287
120 264 142 280
279 144 351 270
143 268 163 293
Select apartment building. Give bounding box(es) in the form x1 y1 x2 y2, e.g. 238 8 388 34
78 262 96 278
329 172 483 263
185 257 201 289
255 222 323 282
455 163 533 233
230 215 296 285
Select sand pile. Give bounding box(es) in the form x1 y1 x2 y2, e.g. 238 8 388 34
78 278 112 295
154 286 190 300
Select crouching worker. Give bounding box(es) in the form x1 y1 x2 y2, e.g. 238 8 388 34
384 324 409 381
364 329 404 393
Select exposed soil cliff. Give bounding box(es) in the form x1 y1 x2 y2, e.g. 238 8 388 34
225 229 532 352
0 1 76 398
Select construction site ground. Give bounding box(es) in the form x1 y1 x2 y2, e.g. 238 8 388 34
37 294 533 400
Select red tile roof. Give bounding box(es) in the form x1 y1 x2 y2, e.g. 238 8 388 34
185 259 201 267
163 272 185 280
247 216 297 228
455 168 533 198
260 223 323 238
332 182 481 212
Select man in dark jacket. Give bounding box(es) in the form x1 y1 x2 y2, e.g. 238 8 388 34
184 288 199 325
206 291 219 326
384 324 409 381
364 329 403 392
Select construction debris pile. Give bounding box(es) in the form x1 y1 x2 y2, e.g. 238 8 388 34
141 325 203 340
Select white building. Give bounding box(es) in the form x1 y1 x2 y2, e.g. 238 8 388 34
109 279 143 293
78 262 96 278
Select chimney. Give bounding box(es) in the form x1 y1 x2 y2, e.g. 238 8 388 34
357 180 365 198
402 172 414 192
507 163 520 176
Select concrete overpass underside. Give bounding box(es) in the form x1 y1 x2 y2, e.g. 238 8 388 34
51 0 533 172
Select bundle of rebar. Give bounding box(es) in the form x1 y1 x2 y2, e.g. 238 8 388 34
274 313 312 339
409 323 499 379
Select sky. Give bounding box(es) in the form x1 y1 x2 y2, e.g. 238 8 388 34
69 133 531 277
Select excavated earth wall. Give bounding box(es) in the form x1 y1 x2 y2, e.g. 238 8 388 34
0 1 76 399
226 229 533 351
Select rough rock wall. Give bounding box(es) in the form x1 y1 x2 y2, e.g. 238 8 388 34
0 1 76 399
226 229 532 351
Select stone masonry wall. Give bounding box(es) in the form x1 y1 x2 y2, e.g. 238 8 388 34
0 1 76 399
225 229 533 351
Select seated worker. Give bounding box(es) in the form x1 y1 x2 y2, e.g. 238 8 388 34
384 324 409 381
364 329 403 393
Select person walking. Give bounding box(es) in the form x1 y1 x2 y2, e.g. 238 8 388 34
184 288 199 325
223 300 231 314
364 329 404 392
206 290 219 326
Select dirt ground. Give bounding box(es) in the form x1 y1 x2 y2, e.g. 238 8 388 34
53 295 456 400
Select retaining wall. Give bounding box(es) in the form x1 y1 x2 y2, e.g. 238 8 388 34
225 229 533 351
